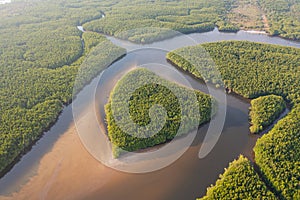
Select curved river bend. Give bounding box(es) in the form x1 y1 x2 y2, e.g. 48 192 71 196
0 28 299 200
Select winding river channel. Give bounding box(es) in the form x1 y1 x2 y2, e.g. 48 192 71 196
0 28 299 200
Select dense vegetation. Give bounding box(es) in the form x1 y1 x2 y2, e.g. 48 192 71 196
225 0 300 40
249 95 286 134
0 31 125 173
167 41 300 199
254 106 300 199
258 0 300 40
0 0 126 174
105 68 216 157
80 0 300 42
199 155 276 199
167 41 300 106
83 0 239 43
0 0 299 197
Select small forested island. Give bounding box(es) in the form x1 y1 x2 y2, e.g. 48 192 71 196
1 0 299 175
167 41 300 199
249 95 286 134
0 0 299 199
105 68 216 157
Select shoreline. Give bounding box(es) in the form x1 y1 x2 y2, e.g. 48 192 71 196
255 107 290 136
89 26 300 45
0 123 114 200
0 36 126 179
0 109 63 179
243 30 267 35
166 57 291 124
115 115 215 159
0 27 299 198
166 57 292 138
166 58 252 103
167 56 294 198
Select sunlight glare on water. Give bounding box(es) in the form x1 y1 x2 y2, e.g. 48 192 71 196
0 0 11 5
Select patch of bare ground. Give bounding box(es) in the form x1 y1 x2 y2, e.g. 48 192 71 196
227 0 265 30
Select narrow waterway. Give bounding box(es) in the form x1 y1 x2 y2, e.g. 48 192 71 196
0 28 299 200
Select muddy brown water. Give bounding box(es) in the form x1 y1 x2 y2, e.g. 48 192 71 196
0 28 299 200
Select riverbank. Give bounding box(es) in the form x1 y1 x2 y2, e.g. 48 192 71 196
0 109 63 179
0 29 125 180
0 122 115 200
0 28 299 200
166 57 252 104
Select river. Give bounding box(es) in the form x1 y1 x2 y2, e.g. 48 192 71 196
0 28 299 200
